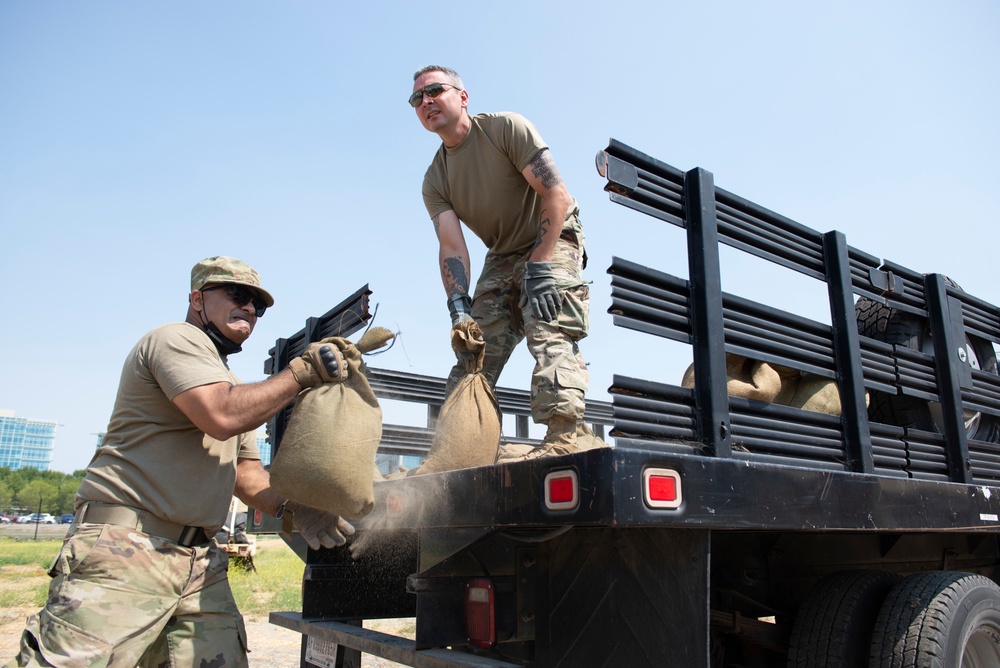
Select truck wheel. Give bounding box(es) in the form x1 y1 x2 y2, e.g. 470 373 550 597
869 571 1000 667
855 296 1000 444
786 570 900 667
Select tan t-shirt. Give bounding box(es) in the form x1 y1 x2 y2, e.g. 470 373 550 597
76 322 260 533
423 112 575 255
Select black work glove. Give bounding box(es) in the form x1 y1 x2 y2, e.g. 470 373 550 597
288 340 347 388
520 262 562 322
447 292 475 326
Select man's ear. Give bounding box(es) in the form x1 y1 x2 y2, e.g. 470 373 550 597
190 290 204 312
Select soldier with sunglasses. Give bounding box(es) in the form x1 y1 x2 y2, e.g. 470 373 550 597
411 65 596 459
11 256 353 667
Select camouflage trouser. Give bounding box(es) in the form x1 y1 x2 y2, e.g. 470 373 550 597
8 524 248 668
447 213 590 423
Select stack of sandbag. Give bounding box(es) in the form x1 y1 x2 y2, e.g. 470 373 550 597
410 321 501 475
270 327 395 519
681 353 851 416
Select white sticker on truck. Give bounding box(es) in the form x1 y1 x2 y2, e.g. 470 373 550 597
305 636 339 667
980 513 998 522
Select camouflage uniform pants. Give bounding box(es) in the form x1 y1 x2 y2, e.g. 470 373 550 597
9 524 248 668
447 213 590 423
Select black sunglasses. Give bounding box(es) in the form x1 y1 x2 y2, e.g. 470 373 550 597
201 284 267 317
408 82 461 108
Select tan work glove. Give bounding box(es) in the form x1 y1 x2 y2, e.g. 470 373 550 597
287 339 348 388
281 500 355 550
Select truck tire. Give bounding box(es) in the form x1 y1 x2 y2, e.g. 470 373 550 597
786 570 900 668
868 571 1000 667
855 296 1000 444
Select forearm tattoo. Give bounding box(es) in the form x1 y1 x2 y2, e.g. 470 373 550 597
536 209 552 245
443 256 470 294
529 149 562 189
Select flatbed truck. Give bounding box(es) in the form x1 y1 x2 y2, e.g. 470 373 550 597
256 140 1000 667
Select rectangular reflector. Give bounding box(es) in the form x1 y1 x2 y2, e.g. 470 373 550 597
465 578 495 649
544 470 579 510
643 468 682 509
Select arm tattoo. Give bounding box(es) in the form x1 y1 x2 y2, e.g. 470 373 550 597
431 213 441 240
529 149 563 190
536 210 551 245
442 256 470 294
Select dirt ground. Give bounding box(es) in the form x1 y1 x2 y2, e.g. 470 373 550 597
0 524 411 666
2 609 411 667
244 615 412 667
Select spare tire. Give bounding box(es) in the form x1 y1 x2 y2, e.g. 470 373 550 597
855 292 1000 444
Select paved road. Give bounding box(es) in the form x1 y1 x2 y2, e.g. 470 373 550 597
0 523 69 539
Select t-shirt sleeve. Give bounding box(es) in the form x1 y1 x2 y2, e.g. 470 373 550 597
237 431 260 459
421 145 454 220
422 173 453 220
143 325 235 400
501 113 549 172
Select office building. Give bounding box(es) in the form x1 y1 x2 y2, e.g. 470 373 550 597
0 410 57 471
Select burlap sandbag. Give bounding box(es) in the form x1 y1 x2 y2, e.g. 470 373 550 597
681 353 851 416
270 327 395 519
410 322 501 475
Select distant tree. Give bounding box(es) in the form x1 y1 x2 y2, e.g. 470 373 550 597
0 480 11 513
56 478 82 514
15 480 60 515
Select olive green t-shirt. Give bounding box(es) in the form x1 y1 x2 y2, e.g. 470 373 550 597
423 111 571 255
76 322 260 534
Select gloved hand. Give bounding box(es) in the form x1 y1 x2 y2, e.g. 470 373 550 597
447 292 475 326
286 501 356 550
288 340 347 388
520 262 562 322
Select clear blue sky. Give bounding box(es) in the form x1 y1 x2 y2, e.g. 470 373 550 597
2 2 998 473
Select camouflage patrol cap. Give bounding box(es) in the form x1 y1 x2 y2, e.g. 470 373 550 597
190 256 275 307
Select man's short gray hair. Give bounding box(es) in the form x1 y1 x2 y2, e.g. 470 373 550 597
413 65 464 90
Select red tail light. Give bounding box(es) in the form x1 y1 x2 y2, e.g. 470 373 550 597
465 578 495 649
643 468 682 509
544 470 579 510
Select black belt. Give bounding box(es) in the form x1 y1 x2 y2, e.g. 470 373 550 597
76 502 211 547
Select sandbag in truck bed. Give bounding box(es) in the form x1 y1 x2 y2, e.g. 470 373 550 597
270 327 395 519
409 321 501 475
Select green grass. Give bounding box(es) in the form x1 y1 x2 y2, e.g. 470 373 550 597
0 537 61 608
0 535 304 616
221 536 304 616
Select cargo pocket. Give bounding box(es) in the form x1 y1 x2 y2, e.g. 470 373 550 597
48 525 102 578
557 284 590 341
25 609 113 668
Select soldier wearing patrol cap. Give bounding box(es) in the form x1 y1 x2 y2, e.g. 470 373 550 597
10 256 352 667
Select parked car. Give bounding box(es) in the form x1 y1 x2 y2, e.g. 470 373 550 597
0 515 11 524
22 513 56 524
60 513 74 524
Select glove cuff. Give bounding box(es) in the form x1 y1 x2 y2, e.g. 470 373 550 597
447 292 473 325
524 261 554 277
288 357 320 388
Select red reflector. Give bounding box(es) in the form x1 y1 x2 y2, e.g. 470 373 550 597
544 470 579 510
549 477 574 503
643 468 682 509
253 509 262 526
465 578 495 649
648 475 676 502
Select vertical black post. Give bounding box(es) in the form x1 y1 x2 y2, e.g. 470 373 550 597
684 167 731 457
822 231 874 473
925 273 973 483
271 337 290 460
